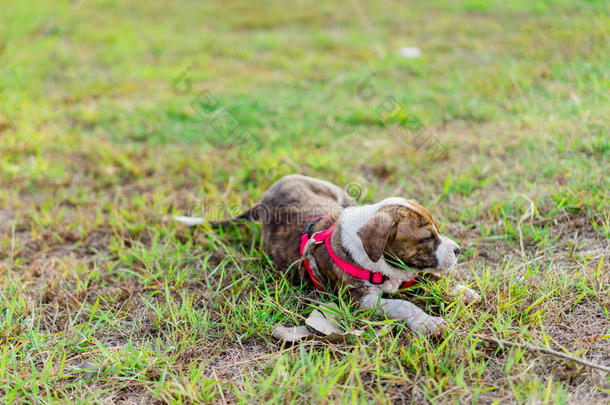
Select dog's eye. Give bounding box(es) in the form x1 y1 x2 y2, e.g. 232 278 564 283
421 236 435 243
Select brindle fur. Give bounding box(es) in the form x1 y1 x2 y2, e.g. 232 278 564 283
230 174 444 300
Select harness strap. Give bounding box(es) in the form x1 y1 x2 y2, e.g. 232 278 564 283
300 217 416 291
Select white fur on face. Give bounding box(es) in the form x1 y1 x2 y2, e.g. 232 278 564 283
339 198 459 278
338 198 416 281
435 235 459 270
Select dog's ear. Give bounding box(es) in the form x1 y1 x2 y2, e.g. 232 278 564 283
357 211 395 262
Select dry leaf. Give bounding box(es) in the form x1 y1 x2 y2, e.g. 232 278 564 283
272 303 362 343
306 309 342 335
272 326 312 342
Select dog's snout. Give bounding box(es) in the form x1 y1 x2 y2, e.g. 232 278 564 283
435 236 460 270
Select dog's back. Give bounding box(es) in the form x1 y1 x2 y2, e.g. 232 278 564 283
257 174 357 272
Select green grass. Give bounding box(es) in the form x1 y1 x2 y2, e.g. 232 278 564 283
0 0 609 403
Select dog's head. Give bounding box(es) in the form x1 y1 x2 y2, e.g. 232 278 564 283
356 199 460 271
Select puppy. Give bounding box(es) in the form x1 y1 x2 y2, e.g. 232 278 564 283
178 174 479 336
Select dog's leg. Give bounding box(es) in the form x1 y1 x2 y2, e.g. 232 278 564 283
451 283 480 305
361 290 446 336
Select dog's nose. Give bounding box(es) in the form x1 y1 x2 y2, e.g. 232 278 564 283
453 247 461 256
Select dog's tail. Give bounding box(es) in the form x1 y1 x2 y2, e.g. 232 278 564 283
209 205 260 227
174 204 260 228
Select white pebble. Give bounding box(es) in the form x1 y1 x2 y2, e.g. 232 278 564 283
398 47 422 59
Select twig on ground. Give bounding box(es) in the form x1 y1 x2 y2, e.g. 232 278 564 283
514 194 535 260
212 370 228 405
471 333 610 373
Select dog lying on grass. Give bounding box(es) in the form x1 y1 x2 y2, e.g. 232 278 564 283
177 174 480 336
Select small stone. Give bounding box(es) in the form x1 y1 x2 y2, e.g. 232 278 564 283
398 47 422 59
75 360 98 379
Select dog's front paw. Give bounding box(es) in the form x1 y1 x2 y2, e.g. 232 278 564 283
410 315 446 337
452 284 481 305
462 289 481 305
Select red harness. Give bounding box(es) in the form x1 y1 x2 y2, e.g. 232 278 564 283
299 216 416 291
